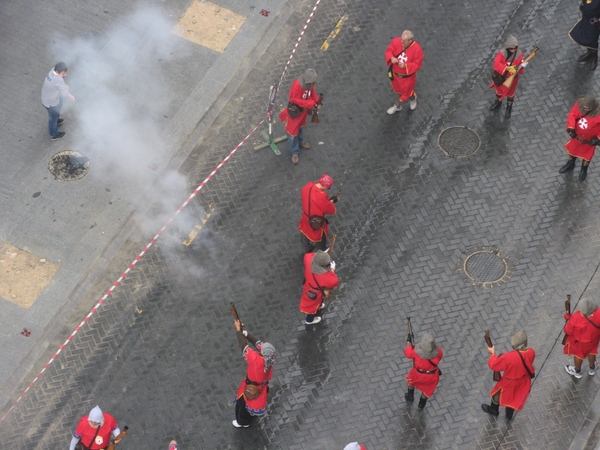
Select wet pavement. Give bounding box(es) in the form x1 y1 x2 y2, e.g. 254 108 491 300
2 0 600 449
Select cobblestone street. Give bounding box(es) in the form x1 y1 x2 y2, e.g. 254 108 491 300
2 0 600 448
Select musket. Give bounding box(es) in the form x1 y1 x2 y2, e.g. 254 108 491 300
561 295 572 345
407 317 415 347
484 331 502 382
502 46 539 89
326 234 337 256
311 93 324 124
407 317 415 368
329 190 341 202
230 302 244 332
322 239 337 301
106 426 128 450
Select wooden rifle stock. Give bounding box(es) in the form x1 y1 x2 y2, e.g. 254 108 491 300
561 295 572 345
326 234 337 256
311 93 324 123
230 302 244 332
484 331 502 382
502 46 539 89
106 426 128 450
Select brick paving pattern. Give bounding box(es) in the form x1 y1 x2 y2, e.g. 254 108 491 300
2 0 600 449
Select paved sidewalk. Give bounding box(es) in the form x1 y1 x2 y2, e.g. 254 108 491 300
2 0 600 449
0 0 294 410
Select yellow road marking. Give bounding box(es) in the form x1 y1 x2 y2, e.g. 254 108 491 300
320 15 348 51
183 204 215 246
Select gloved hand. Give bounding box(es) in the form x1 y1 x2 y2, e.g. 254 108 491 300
407 335 413 343
521 62 528 68
564 313 571 321
507 65 517 75
591 138 600 146
567 128 577 139
331 196 338 203
329 260 336 270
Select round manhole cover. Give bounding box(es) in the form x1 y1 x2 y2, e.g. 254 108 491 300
48 151 90 181
464 251 507 283
438 126 480 157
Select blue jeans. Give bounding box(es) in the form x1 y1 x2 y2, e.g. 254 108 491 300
287 127 305 156
45 100 62 138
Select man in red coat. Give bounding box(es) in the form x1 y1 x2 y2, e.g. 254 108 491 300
300 250 339 325
559 95 600 181
278 68 319 164
404 332 443 410
232 319 276 428
69 406 122 450
481 330 535 421
385 30 424 114
299 174 337 253
489 35 527 119
564 298 600 378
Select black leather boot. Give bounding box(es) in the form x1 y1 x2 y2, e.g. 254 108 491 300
405 388 414 403
591 51 598 71
579 49 594 62
505 98 514 119
489 99 502 111
505 407 515 421
579 161 590 181
418 396 428 410
559 157 576 173
482 402 499 416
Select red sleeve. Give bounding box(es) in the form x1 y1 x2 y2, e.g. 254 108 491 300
104 414 118 431
404 344 416 359
314 190 336 215
314 271 339 290
514 52 525 74
493 51 507 74
74 417 87 438
289 80 317 109
567 102 582 130
564 311 582 336
404 43 423 76
279 108 289 122
384 37 403 65
488 353 507 372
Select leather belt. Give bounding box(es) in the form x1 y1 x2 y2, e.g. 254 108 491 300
416 368 437 375
246 378 268 386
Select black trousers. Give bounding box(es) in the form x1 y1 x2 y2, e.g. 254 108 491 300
301 233 327 253
235 396 253 426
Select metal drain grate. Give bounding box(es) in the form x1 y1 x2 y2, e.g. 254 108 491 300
464 251 507 283
438 126 480 157
48 151 90 181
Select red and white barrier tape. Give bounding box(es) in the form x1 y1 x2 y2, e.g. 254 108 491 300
278 0 321 86
0 0 322 424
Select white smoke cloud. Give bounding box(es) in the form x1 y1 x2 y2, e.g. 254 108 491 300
51 6 184 183
49 7 212 249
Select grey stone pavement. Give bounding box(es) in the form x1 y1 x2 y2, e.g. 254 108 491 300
3 0 600 449
0 0 292 411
